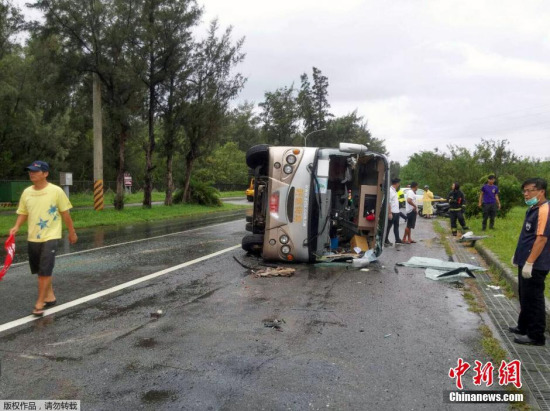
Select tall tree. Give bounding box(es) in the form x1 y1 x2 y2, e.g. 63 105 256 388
259 85 299 146
311 66 332 129
297 73 314 135
317 111 386 152
134 0 201 208
297 67 332 136
472 139 518 180
221 101 262 152
181 20 246 202
0 0 23 59
159 68 188 205
32 0 146 209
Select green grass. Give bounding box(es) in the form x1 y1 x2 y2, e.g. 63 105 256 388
0 202 246 235
463 289 485 313
68 190 167 207
479 325 528 410
432 219 453 257
469 206 550 298
467 207 525 270
218 190 246 198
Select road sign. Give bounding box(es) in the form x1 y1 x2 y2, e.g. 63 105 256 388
124 173 132 187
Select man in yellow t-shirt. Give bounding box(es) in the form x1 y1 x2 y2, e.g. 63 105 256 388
10 161 78 317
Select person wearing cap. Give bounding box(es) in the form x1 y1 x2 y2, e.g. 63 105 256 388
509 178 549 346
9 161 78 317
422 185 434 219
385 178 403 246
402 181 419 244
478 174 501 230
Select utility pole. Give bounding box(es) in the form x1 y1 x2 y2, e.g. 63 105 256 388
93 73 104 210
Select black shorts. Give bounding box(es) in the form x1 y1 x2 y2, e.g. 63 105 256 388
28 240 59 277
406 211 417 229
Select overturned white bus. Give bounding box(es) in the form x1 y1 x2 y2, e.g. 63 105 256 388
242 143 390 263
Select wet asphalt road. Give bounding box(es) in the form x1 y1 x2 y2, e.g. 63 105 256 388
0 216 506 410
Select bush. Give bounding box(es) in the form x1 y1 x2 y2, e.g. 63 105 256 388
494 175 522 217
172 180 222 206
172 188 184 204
461 183 479 218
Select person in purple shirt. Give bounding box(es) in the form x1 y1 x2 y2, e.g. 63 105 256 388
478 175 501 230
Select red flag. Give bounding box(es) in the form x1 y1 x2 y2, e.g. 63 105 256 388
0 234 16 281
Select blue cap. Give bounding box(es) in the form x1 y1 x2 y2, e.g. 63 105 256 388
25 161 50 172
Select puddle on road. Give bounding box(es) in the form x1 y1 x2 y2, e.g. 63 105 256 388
141 390 176 403
135 337 158 348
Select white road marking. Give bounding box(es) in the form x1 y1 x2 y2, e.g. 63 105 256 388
0 244 241 334
10 219 243 267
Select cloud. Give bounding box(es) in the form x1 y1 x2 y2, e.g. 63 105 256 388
433 42 550 80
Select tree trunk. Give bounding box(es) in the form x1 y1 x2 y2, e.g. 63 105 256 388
143 56 156 208
183 152 195 203
114 127 127 210
164 151 174 206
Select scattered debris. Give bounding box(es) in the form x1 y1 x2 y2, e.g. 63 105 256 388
233 256 256 270
351 249 378 268
264 318 285 331
150 310 163 319
425 268 474 282
254 267 295 278
398 257 485 282
384 334 392 338
458 231 489 246
316 253 361 263
493 294 506 298
397 256 486 272
487 285 501 290
436 267 476 279
360 268 370 272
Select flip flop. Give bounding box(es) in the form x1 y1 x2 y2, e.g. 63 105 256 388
32 307 45 317
410 240 417 243
44 300 57 308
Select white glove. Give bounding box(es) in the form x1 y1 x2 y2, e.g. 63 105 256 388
521 262 533 279
511 256 517 268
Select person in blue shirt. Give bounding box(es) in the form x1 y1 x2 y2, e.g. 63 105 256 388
478 175 501 231
509 178 549 346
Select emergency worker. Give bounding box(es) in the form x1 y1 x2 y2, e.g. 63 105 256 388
447 182 469 236
510 178 550 346
397 187 407 221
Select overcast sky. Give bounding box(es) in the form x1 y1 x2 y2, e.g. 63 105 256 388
15 0 550 164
